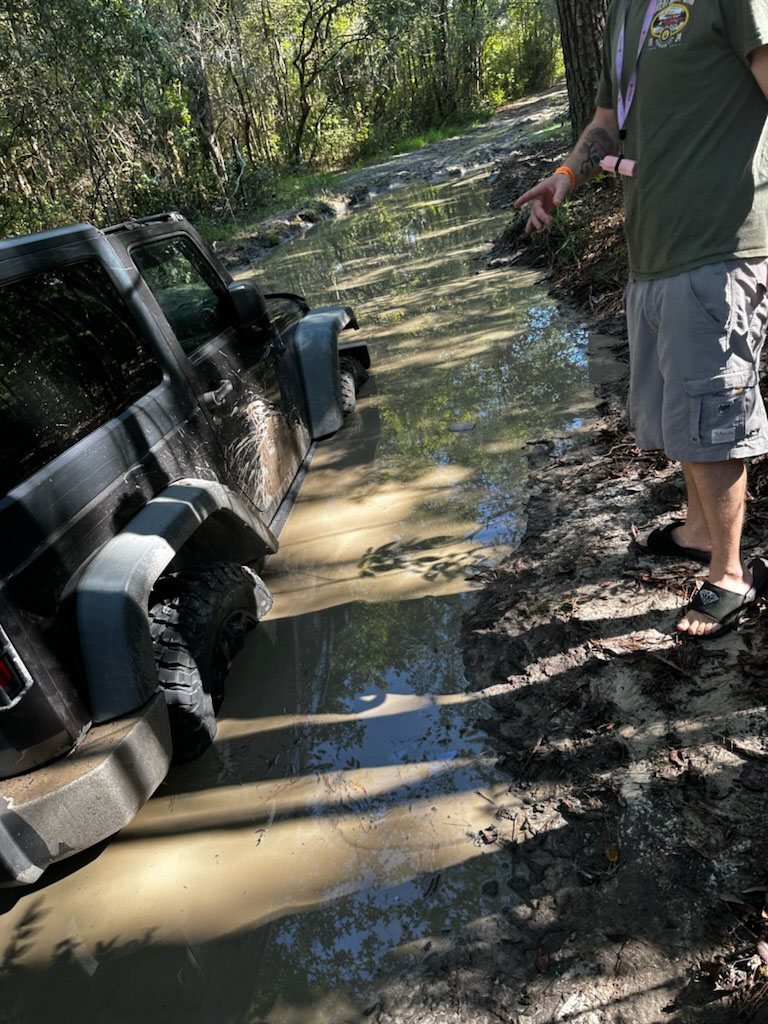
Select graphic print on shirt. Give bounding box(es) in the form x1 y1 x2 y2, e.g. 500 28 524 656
648 1 693 50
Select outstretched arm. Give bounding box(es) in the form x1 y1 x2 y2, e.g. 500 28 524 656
514 107 620 233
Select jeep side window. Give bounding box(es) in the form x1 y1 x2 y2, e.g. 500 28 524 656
0 260 163 496
131 236 236 355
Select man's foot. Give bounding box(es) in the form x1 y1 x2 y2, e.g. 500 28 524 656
676 558 768 637
676 571 753 637
633 519 711 563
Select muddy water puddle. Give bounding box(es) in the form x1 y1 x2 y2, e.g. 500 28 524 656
0 175 599 1023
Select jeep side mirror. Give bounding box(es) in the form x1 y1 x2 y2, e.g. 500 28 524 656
227 280 270 331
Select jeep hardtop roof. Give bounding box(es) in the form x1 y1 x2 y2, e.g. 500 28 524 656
0 212 193 269
103 211 186 235
0 224 100 264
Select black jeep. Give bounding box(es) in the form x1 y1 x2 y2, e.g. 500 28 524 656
0 212 370 884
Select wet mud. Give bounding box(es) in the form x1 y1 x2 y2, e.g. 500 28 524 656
421 409 768 1024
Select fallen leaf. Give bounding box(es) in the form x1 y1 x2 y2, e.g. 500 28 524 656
683 837 717 860
757 940 768 966
479 825 498 846
607 782 626 807
604 842 620 863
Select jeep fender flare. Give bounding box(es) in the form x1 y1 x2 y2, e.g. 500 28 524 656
76 479 277 722
292 305 366 439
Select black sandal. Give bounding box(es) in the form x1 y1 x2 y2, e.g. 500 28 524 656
634 520 711 564
677 557 768 639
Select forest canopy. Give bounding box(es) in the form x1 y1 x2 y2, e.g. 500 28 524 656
0 0 562 235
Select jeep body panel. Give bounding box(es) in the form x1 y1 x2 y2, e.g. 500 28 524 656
105 217 312 523
77 479 276 721
0 692 171 885
292 306 360 439
0 227 230 774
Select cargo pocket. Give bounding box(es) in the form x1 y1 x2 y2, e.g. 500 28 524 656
684 368 757 447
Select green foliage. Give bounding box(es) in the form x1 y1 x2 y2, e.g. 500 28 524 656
0 0 565 236
484 0 563 104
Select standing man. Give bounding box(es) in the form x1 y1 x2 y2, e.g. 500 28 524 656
516 0 768 638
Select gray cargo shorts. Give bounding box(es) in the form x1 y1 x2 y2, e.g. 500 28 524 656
625 258 768 462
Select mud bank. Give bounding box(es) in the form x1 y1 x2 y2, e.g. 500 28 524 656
486 139 626 340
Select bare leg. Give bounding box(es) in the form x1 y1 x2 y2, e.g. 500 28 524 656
676 459 751 636
672 463 711 553
637 463 711 554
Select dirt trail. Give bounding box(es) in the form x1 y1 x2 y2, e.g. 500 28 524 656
220 88 569 268
4 87 763 1024
456 417 768 1023
362 393 768 1024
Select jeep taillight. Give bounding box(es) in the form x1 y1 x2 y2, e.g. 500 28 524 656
0 657 22 705
0 628 32 708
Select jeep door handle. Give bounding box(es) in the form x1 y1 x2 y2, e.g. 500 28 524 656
201 379 234 408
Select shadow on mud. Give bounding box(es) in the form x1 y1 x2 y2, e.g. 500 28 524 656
1 595 765 1023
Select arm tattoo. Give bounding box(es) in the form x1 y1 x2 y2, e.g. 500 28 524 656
578 128 616 178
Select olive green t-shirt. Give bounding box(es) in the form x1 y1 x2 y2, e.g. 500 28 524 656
595 0 768 279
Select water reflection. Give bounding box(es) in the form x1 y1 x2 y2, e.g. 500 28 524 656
251 179 591 613
0 173 594 1024
234 598 506 1024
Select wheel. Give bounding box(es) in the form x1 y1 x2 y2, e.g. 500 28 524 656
339 365 357 416
339 356 369 417
148 563 272 763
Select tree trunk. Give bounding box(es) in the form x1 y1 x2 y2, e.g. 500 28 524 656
554 0 610 142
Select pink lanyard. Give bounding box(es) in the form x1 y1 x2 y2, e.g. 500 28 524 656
616 0 657 142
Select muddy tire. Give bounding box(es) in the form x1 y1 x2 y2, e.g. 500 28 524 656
148 563 271 763
339 363 357 416
339 356 368 417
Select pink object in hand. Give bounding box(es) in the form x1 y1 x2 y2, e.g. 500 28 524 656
600 155 637 177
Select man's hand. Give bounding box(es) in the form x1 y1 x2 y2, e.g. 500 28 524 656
513 108 617 234
514 174 572 233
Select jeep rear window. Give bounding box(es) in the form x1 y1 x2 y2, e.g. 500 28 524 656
0 259 163 495
131 236 235 355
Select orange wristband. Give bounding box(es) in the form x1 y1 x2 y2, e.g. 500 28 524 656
554 165 576 190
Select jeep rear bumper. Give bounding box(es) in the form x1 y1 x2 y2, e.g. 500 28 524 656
0 692 171 885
